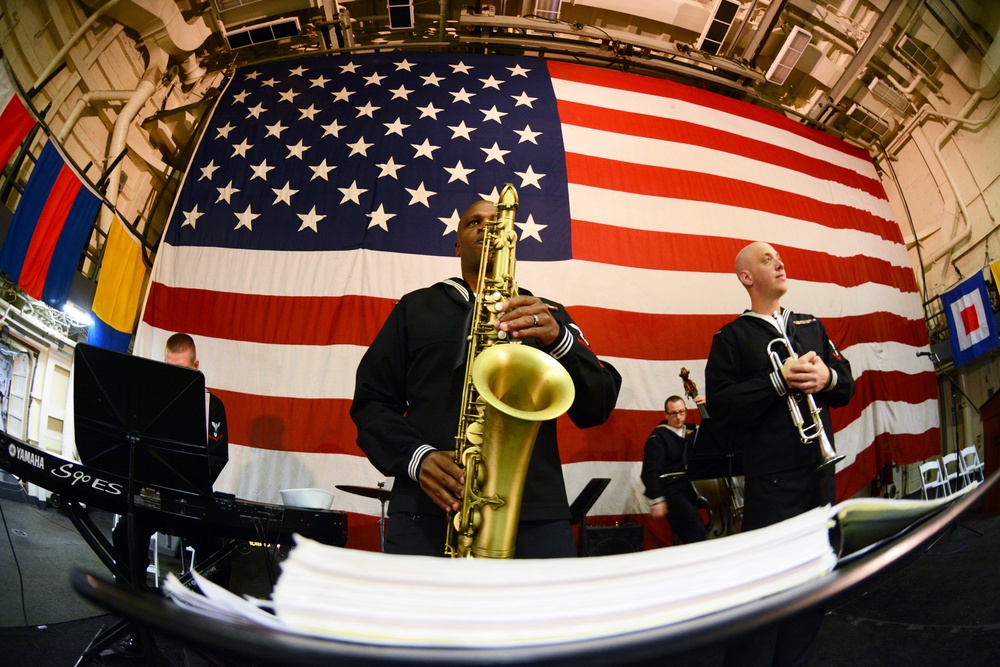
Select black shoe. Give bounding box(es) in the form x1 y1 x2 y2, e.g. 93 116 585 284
117 634 144 657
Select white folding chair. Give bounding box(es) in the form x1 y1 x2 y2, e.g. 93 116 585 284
941 452 961 491
919 459 950 499
959 445 986 486
147 533 161 588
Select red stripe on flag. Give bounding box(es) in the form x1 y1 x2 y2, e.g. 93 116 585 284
144 282 396 347
821 313 928 351
557 100 887 202
569 308 931 361
19 165 82 299
212 390 362 455
547 60 874 161
144 282 926 362
558 409 654 463
565 153 902 243
215 389 664 460
571 220 919 292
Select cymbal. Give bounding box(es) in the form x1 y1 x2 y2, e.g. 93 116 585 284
336 484 391 501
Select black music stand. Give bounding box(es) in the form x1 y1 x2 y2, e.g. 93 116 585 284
685 418 743 480
74 343 214 500
686 419 744 536
72 342 211 664
569 477 611 556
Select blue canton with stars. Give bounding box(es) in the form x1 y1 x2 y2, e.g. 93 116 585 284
166 52 572 261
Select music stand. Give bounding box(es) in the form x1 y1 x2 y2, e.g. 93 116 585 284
74 343 214 500
686 419 744 536
569 477 611 556
73 342 211 663
685 418 743 480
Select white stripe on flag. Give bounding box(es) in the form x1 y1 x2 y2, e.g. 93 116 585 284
560 124 894 221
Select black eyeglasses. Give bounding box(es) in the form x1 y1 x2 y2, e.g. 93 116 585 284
666 409 687 417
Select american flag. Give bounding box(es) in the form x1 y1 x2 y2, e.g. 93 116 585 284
136 52 938 550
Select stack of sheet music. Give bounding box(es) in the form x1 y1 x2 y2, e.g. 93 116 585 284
163 492 963 649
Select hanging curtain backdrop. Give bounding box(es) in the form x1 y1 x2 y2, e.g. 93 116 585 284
135 53 938 549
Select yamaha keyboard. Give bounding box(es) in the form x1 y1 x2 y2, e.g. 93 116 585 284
0 432 347 548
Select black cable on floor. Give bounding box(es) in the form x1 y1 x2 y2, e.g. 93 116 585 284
0 487 31 625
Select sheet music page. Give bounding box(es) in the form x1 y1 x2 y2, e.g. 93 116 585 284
162 572 290 632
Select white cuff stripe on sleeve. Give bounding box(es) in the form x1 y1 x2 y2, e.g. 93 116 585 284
409 444 436 482
549 327 573 359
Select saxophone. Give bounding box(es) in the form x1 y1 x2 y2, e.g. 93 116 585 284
445 184 575 558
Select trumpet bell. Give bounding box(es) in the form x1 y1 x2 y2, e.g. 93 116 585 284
817 430 845 471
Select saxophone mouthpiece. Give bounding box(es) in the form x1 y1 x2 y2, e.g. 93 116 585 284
498 183 518 211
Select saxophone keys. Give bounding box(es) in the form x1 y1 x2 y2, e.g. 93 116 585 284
465 421 484 446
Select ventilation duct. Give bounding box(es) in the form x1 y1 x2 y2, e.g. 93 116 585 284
765 26 812 85
846 103 890 137
696 0 740 56
387 0 415 29
897 35 938 77
531 1 562 21
925 0 965 42
225 17 301 48
868 77 910 115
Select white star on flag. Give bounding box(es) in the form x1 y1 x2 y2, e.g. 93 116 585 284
366 204 396 231
297 206 326 232
234 204 259 230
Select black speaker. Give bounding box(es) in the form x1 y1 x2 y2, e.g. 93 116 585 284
226 541 290 597
580 522 644 557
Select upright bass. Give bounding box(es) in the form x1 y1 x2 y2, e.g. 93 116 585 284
679 368 709 419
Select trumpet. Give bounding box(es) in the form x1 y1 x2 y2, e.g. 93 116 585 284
767 311 844 471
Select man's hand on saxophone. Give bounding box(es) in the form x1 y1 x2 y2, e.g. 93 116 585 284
418 451 464 513
496 295 560 347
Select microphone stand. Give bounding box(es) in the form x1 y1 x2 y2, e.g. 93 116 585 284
919 352 980 418
919 351 982 540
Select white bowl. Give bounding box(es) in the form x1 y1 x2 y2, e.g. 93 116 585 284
280 488 334 510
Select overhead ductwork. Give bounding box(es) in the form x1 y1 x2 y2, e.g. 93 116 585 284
81 0 213 84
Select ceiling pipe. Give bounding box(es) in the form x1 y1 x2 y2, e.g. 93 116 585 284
97 45 169 233
28 0 124 96
56 90 134 143
919 92 1000 273
887 70 924 96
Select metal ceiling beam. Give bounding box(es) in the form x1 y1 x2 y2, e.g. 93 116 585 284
827 0 908 106
459 15 765 84
743 0 787 66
